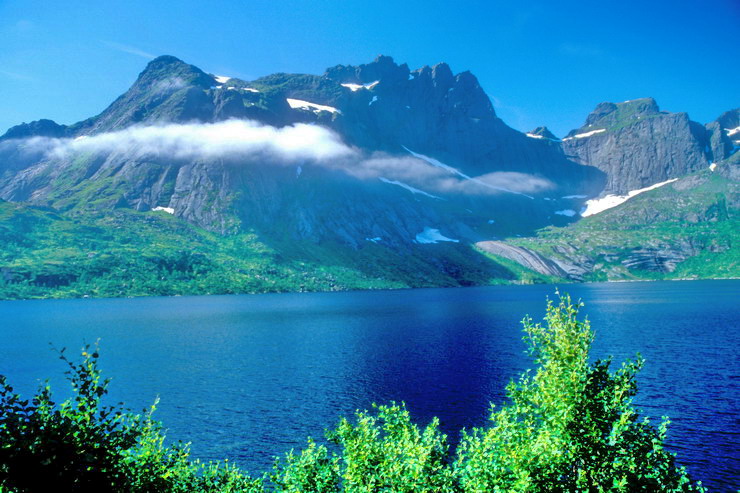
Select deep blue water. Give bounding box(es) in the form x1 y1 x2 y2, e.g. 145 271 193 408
0 280 738 490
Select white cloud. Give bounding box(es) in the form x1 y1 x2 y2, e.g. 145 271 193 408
48 120 356 162
10 118 552 198
154 77 187 94
102 41 156 60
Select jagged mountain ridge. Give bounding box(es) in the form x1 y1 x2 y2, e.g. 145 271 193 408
0 55 608 247
558 98 724 195
0 54 737 295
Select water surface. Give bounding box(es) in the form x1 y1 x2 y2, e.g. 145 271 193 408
0 280 737 490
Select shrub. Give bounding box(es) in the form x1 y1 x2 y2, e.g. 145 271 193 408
0 343 261 492
453 293 704 492
0 294 707 491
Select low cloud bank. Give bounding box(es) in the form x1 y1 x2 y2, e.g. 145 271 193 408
53 120 355 162
5 119 553 197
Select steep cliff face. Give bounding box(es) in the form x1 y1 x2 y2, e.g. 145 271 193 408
706 108 740 164
324 57 599 190
0 55 605 244
562 98 710 195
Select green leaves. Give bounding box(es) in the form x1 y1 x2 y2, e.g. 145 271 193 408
455 293 705 492
0 345 260 492
0 294 707 491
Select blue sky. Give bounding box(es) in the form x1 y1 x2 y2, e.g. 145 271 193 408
1 0 738 137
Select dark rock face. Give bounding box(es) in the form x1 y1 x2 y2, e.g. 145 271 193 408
527 126 560 141
1 119 68 140
563 99 709 195
706 109 740 163
326 56 600 191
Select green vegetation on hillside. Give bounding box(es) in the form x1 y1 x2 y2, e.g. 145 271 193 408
0 165 736 300
510 169 739 281
0 201 516 300
0 295 705 491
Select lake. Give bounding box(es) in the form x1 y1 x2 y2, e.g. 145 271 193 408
0 280 738 490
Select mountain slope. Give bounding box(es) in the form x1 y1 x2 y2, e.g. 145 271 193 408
483 163 738 281
0 55 737 299
0 199 526 299
561 98 710 195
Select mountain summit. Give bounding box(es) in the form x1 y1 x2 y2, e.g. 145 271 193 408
0 55 736 297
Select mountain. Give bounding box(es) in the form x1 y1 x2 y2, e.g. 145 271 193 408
706 108 740 165
479 163 738 281
0 55 604 242
561 98 712 195
0 55 737 298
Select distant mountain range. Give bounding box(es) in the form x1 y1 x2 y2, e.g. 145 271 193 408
0 55 737 298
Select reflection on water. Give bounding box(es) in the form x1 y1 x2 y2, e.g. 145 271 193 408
0 280 737 490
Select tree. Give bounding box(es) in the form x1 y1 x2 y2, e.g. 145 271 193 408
0 343 261 492
454 293 705 492
0 294 707 491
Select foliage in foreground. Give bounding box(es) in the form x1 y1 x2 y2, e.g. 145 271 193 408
0 295 705 491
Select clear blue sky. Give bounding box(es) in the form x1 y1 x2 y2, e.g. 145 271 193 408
1 0 738 137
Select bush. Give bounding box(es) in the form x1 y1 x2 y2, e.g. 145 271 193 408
453 293 704 492
0 295 706 491
0 344 261 492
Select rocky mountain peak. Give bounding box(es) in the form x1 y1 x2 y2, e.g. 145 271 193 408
714 108 739 130
325 55 410 85
136 55 214 90
1 118 67 140
430 62 454 85
527 126 559 140
706 108 740 164
564 97 709 195
579 97 661 133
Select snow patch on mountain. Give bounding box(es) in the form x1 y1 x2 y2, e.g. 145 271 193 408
581 178 678 217
152 206 174 214
562 128 606 141
379 177 440 199
287 98 341 114
214 75 231 84
341 81 379 91
415 227 459 244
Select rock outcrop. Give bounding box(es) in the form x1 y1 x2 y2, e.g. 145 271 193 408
0 55 606 244
706 108 740 164
562 98 709 195
476 241 587 280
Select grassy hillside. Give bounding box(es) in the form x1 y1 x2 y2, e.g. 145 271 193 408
0 165 736 300
509 167 739 281
0 201 516 300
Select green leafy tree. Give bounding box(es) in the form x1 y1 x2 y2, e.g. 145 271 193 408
0 295 708 491
0 343 261 492
454 293 705 492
